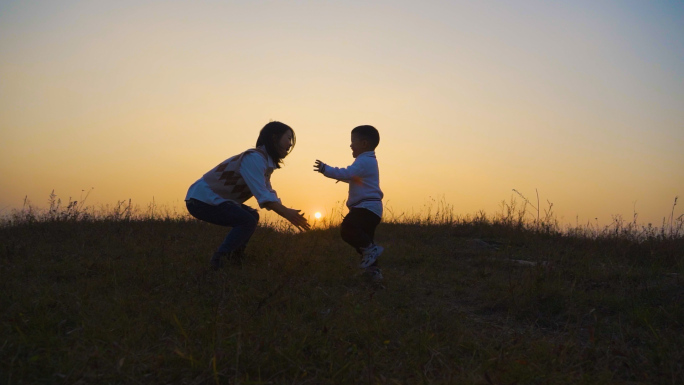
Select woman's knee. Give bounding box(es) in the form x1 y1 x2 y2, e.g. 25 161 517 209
244 210 259 230
250 209 260 223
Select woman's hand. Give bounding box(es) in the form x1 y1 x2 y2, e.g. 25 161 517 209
313 160 326 173
264 202 311 231
281 207 311 231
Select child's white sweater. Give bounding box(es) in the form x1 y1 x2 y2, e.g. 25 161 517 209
322 151 383 218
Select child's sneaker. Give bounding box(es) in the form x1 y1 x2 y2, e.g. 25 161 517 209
363 265 383 281
359 243 384 268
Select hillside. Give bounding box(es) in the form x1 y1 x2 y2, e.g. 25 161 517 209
1 216 683 384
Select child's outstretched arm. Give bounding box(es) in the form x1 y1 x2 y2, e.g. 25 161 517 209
314 159 365 183
314 160 347 184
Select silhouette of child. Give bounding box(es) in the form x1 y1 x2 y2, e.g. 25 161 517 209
314 125 384 280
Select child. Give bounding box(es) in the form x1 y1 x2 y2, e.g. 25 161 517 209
314 125 384 280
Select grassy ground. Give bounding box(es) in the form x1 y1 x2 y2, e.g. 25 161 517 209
1 206 683 384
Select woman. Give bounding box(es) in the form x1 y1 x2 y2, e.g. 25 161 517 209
185 121 310 269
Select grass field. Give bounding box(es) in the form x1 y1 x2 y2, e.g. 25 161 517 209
1 197 683 384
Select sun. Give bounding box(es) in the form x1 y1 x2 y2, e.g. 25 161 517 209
314 212 322 219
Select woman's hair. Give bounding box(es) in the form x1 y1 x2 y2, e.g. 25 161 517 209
255 121 295 168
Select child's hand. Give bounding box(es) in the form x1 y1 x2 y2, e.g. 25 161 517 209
313 160 326 174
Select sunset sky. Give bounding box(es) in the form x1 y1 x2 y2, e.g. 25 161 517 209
1 0 683 227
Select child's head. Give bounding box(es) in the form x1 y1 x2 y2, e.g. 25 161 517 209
256 121 296 168
350 125 379 158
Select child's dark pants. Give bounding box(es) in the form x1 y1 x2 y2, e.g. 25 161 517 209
340 208 381 254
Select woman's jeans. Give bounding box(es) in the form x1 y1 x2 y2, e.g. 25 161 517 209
185 198 260 254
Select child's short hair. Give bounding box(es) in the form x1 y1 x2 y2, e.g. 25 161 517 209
352 125 380 149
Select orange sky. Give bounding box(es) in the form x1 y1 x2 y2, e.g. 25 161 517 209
1 1 683 227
